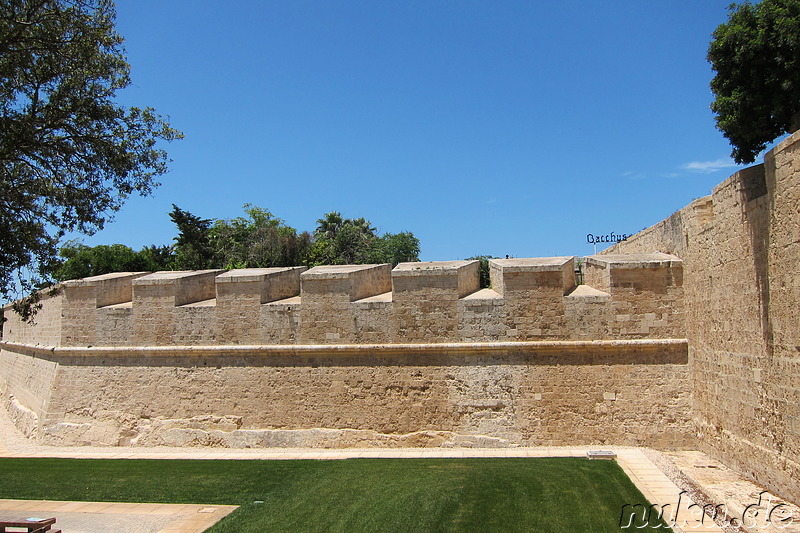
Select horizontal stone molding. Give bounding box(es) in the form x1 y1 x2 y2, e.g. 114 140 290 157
0 338 688 364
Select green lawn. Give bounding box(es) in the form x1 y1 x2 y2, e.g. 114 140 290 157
0 457 671 532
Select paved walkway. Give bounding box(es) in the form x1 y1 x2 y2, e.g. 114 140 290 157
6 406 798 532
0 501 237 533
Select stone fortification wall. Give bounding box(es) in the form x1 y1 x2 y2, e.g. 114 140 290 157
607 131 800 504
0 340 690 449
2 255 684 347
0 254 690 449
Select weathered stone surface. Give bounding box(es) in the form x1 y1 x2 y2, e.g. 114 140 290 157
608 130 800 505
2 256 684 348
490 257 575 340
299 264 392 344
392 260 480 342
132 270 224 346
0 341 692 449
215 267 306 345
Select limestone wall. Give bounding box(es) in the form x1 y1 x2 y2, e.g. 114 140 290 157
0 253 691 450
0 348 59 438
607 131 800 504
2 290 63 347
0 340 691 449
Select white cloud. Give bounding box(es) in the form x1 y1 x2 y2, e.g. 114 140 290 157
621 171 646 180
681 159 738 174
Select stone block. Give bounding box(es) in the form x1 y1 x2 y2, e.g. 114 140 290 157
132 270 224 345
489 256 575 296
215 267 306 344
392 260 479 297
584 253 683 339
216 267 306 304
391 261 479 342
301 264 391 302
61 272 148 347
299 264 392 344
487 257 575 340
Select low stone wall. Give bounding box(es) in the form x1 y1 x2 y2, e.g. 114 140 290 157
0 339 692 449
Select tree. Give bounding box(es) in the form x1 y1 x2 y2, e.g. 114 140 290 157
361 232 420 266
709 0 800 163
209 204 311 268
307 212 421 266
0 0 182 310
308 212 378 265
52 241 172 281
168 205 213 270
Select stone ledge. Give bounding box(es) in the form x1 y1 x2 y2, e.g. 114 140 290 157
489 257 574 272
301 264 387 279
586 253 682 269
132 270 225 285
392 260 476 276
216 266 305 283
0 338 688 359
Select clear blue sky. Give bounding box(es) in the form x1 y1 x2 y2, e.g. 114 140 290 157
80 0 769 260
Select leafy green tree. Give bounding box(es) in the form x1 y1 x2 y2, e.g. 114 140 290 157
0 0 181 311
53 242 137 281
53 241 172 281
210 204 311 268
361 232 420 266
313 211 346 241
169 205 214 270
134 244 173 272
308 212 421 266
308 212 378 265
709 0 800 163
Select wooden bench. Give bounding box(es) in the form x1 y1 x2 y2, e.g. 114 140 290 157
0 516 60 533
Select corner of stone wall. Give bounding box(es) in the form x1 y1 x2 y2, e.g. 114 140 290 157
132 270 224 346
391 260 480 342
583 253 683 339
216 267 306 344
299 264 392 343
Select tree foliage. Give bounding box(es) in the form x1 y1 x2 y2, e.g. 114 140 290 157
209 204 311 269
308 212 377 265
307 211 419 267
52 241 169 281
0 0 181 306
51 206 422 283
361 232 421 266
168 204 213 270
709 0 800 163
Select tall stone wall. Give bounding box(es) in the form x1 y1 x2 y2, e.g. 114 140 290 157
608 131 800 504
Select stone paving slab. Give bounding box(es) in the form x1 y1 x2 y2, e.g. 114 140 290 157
0 501 237 533
662 451 800 533
615 449 725 532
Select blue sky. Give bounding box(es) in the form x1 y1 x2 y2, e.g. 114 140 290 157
80 0 766 260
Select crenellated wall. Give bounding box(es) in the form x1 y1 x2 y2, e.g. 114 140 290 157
0 254 691 450
1 255 684 348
